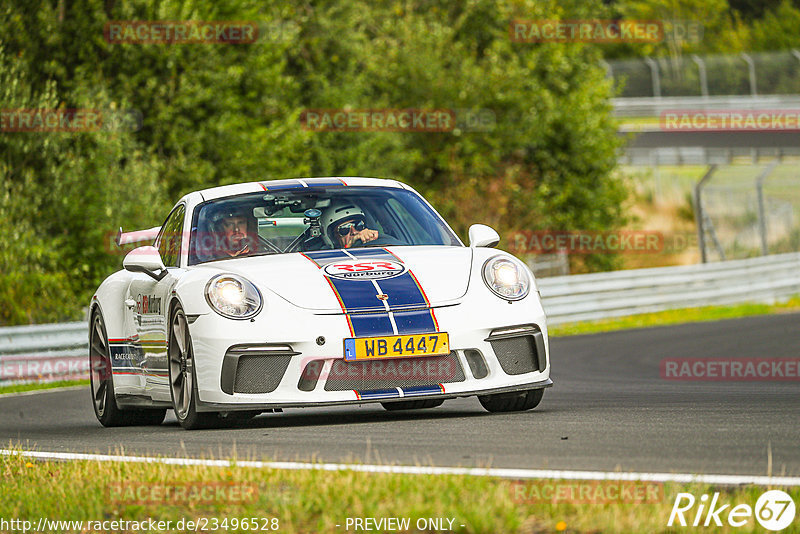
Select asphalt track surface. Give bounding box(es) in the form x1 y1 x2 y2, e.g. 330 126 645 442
2 313 798 477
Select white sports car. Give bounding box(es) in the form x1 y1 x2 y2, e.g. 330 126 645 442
90 177 552 429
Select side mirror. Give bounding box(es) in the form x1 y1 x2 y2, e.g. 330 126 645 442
123 246 167 281
468 224 500 248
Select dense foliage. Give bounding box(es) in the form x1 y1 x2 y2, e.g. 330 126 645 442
2 0 795 324
604 0 800 58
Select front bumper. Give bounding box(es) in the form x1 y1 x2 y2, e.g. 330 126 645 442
189 291 551 412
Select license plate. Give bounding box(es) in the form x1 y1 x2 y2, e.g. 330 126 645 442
343 333 449 361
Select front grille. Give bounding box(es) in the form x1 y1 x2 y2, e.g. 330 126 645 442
233 354 292 394
490 334 543 375
324 352 465 391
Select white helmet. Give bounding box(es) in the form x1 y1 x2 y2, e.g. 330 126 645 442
320 200 367 246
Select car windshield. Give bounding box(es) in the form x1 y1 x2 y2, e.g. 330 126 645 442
189 186 461 264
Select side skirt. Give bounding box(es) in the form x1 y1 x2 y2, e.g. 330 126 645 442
115 394 172 409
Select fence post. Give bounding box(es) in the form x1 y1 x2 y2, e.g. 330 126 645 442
644 57 661 98
756 160 779 256
692 55 709 98
600 59 613 80
741 53 757 96
694 165 717 263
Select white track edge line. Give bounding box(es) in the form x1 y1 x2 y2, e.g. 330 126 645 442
2 449 799 486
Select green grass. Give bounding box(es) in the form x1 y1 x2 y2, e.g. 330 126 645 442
619 163 800 202
549 296 800 337
617 116 661 131
1 450 797 533
0 379 88 395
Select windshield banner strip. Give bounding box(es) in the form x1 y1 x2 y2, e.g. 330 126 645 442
260 179 306 191
301 178 348 187
261 178 348 191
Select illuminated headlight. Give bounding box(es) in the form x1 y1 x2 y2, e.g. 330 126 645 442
482 256 531 301
205 274 263 319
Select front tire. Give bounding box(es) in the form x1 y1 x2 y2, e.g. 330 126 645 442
168 305 220 430
89 312 166 427
381 399 444 411
478 388 544 413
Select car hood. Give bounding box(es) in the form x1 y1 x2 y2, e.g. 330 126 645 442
197 246 472 313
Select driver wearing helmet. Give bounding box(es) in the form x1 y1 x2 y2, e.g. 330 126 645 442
320 200 379 249
210 206 256 257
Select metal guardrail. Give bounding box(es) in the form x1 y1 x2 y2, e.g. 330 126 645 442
539 252 800 324
619 147 800 166
0 322 88 383
2 253 799 382
614 95 800 164
613 95 800 118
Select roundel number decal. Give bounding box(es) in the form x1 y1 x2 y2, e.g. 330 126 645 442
323 260 406 280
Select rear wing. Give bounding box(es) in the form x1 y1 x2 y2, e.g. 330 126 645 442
115 226 161 247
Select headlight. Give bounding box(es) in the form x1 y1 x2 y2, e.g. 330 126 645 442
205 274 263 319
482 255 531 301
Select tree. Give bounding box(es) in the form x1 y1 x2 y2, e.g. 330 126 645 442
1 0 628 323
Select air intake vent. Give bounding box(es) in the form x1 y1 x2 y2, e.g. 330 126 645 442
233 354 292 394
220 344 298 395
464 349 488 379
298 359 324 392
487 326 545 375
